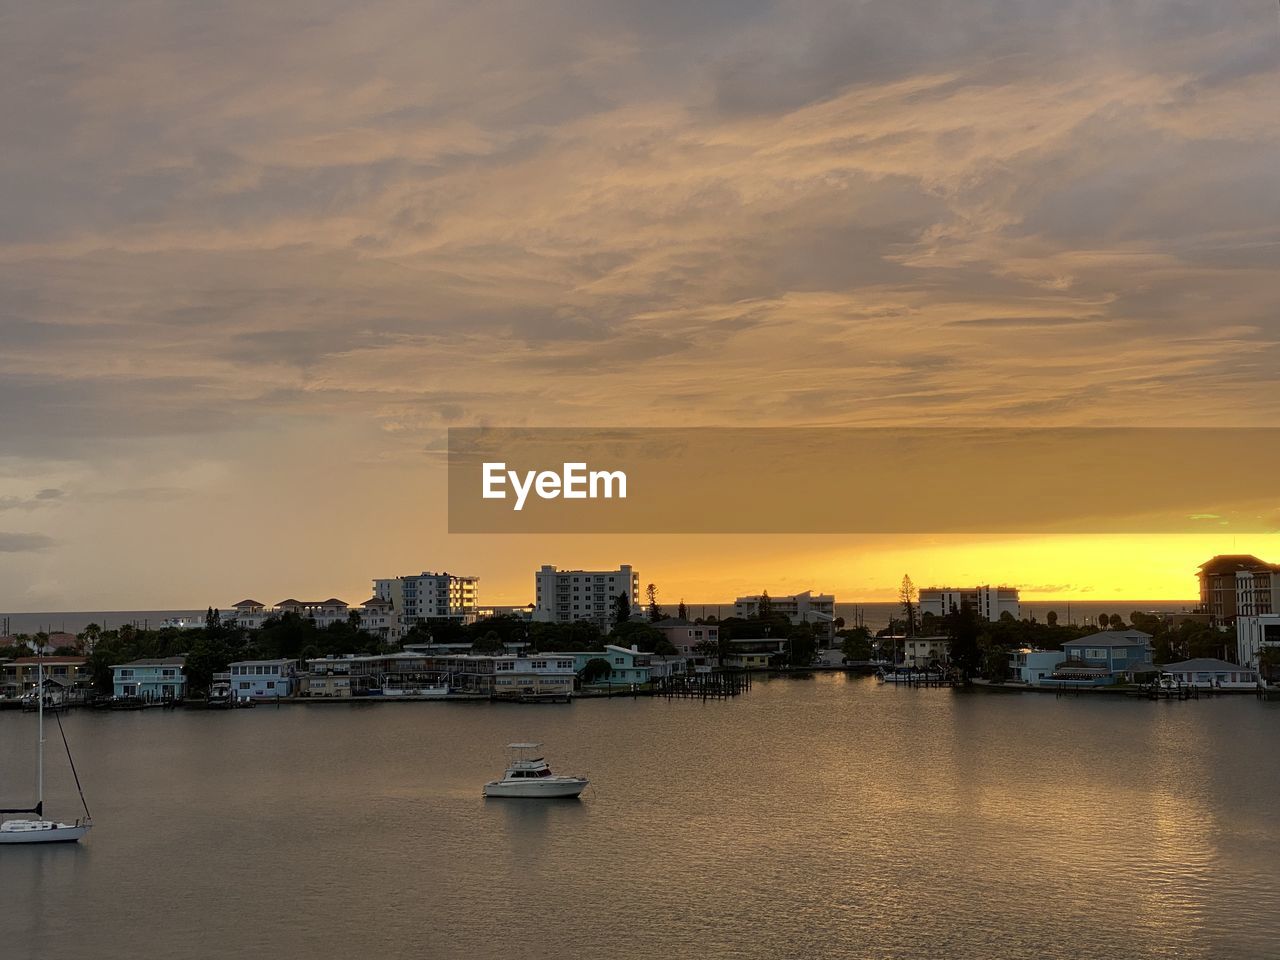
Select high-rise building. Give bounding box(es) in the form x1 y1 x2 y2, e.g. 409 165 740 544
534 564 638 629
918 585 1020 623
1197 555 1280 624
373 572 480 636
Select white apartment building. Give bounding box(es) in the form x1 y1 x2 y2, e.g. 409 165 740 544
918 585 1020 622
733 591 836 639
1236 614 1280 668
373 571 480 636
533 564 639 630
221 597 395 638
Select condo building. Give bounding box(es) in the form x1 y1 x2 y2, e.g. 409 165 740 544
918 585 1020 622
533 564 639 629
373 571 481 635
1197 555 1280 624
222 597 396 638
732 591 836 640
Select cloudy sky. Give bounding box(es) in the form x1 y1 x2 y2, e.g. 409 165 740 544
2 1 1278 610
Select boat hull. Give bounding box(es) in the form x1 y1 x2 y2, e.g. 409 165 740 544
378 687 450 699
0 821 90 844
483 779 588 799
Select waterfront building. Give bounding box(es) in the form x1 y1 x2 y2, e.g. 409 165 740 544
1198 555 1280 624
224 598 352 629
353 597 395 639
304 655 377 697
1008 649 1062 685
111 657 187 700
226 599 270 628
222 597 395 638
0 657 93 699
732 591 836 641
918 585 1020 622
373 571 480 637
650 618 719 670
1052 630 1156 685
1160 658 1259 689
901 636 950 668
1235 613 1280 668
533 564 639 630
721 637 788 670
555 645 686 687
419 652 578 696
228 659 299 699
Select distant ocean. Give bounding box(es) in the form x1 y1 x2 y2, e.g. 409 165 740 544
688 600 1200 632
2 601 1199 637
0 610 206 636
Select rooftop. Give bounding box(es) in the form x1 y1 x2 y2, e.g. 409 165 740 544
110 656 187 668
1064 630 1153 647
1163 658 1253 672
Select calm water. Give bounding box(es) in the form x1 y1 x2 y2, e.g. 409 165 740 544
2 675 1277 959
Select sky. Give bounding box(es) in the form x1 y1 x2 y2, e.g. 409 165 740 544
1 1 1278 610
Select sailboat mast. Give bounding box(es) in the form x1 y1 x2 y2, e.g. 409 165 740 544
36 656 44 813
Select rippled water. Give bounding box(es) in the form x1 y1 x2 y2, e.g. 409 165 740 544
3 675 1278 959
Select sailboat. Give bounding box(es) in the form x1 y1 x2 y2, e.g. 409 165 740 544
0 658 93 843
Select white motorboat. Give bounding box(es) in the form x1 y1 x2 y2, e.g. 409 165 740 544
483 743 588 799
1 659 93 844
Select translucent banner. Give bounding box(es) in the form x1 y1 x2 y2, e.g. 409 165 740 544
448 427 1280 534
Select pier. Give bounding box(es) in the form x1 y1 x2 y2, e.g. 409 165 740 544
653 670 750 700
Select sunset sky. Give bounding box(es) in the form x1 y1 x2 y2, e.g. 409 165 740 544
2 2 1278 610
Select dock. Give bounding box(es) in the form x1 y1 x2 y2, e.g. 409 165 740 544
653 670 751 700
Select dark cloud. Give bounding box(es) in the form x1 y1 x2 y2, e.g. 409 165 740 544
0 533 54 552
0 489 65 511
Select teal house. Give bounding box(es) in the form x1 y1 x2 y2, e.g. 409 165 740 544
111 656 187 701
561 645 685 687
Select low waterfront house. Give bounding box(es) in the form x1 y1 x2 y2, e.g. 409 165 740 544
1056 630 1156 684
721 637 788 670
111 657 187 701
228 659 299 699
651 618 719 669
492 655 577 698
304 655 376 697
901 636 949 668
1160 658 1259 690
1008 649 1062 685
1 657 93 699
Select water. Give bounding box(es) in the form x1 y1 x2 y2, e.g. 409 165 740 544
3 676 1277 959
